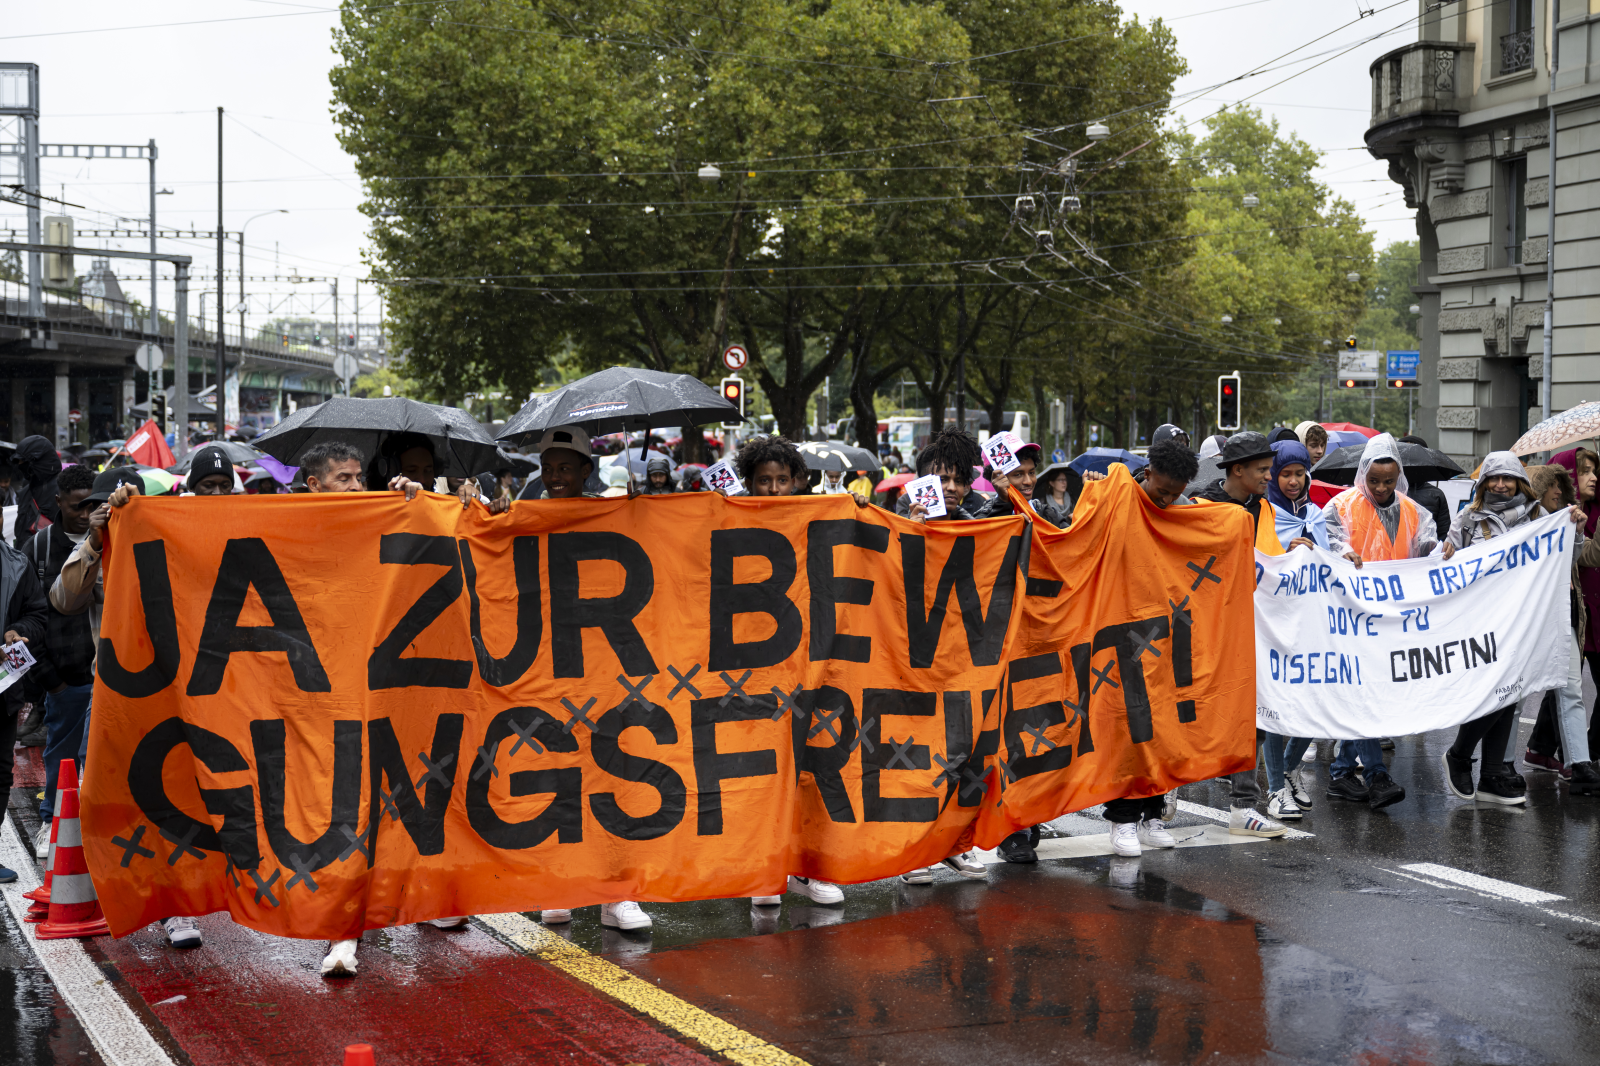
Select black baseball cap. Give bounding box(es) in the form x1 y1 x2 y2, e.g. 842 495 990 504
85 467 143 504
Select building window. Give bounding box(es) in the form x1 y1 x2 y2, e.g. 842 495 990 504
1500 0 1534 75
1503 155 1528 266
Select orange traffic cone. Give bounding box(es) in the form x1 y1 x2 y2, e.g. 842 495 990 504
23 758 75 923
344 1045 375 1066
35 779 110 940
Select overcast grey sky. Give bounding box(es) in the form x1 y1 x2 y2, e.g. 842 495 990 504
2 0 1418 334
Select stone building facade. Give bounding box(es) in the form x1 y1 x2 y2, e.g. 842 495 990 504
1367 0 1600 462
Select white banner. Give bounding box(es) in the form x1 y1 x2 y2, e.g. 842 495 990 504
1255 510 1573 739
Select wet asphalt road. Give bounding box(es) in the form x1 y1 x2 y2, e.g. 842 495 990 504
6 718 1600 1066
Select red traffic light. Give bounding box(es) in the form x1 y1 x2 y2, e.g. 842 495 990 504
722 381 742 402
1222 383 1235 396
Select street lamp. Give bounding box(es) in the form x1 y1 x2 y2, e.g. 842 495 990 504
1346 271 1361 284
1242 193 1260 208
1409 303 1421 314
1086 121 1110 142
1220 314 1233 325
697 163 722 183
239 209 287 363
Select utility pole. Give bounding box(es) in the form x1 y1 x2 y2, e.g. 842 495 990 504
148 138 158 334
215 106 226 436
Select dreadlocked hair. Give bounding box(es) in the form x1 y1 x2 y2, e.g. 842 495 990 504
733 435 808 483
916 425 981 482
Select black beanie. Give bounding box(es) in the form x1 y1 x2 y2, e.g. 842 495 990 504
186 446 234 491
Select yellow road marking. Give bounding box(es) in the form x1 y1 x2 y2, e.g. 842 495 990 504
476 912 811 1066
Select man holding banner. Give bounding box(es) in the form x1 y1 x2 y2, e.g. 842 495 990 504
1195 432 1289 838
1317 434 1431 809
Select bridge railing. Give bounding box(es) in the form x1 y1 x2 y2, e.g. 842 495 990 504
0 279 372 369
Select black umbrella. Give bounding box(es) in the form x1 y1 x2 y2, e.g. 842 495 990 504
167 439 263 473
497 368 743 464
1186 456 1224 498
1310 442 1464 486
252 397 502 478
1034 461 1084 504
494 448 538 476
797 441 880 473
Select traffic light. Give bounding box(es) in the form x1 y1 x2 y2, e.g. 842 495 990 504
1345 336 1357 350
720 376 745 428
1387 377 1419 389
1216 372 1241 431
1338 375 1377 389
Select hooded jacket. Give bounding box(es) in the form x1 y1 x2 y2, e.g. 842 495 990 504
1444 451 1541 548
12 436 62 549
1266 441 1330 550
1322 433 1437 560
641 455 676 495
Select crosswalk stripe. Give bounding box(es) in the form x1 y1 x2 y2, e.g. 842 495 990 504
0 814 177 1066
476 911 812 1066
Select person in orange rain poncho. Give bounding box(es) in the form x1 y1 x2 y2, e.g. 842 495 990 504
1316 432 1436 811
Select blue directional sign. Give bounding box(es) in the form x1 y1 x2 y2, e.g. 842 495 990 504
1387 350 1420 380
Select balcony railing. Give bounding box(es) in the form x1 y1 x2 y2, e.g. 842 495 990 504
1501 29 1533 75
1369 41 1475 128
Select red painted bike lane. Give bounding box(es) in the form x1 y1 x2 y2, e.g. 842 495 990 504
90 915 719 1066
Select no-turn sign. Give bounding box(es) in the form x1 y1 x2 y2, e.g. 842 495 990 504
722 344 748 371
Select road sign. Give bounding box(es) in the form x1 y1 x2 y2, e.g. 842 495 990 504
722 345 748 372
1386 349 1420 380
68 408 80 424
332 353 359 384
134 343 164 372
1337 349 1380 389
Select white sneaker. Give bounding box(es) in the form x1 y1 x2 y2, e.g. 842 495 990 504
600 900 652 931
1160 792 1178 822
1289 766 1314 808
1267 787 1302 822
1229 807 1288 838
940 850 987 880
787 875 844 904
426 916 469 929
1301 742 1319 764
539 909 572 924
34 822 50 860
898 867 935 885
1136 819 1176 849
750 894 784 905
1110 822 1142 856
161 916 202 948
321 938 359 976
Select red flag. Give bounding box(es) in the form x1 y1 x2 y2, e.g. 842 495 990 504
124 419 175 469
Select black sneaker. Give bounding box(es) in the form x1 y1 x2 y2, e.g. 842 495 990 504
1327 775 1369 802
0 865 14 884
1441 750 1476 800
1474 774 1527 806
1366 773 1406 810
1379 737 1396 750
997 827 1038 864
1499 764 1527 795
1569 761 1600 797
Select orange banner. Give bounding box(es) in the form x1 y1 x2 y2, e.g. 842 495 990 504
81 466 1255 938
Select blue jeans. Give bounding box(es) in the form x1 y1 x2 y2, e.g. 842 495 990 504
1261 733 1313 793
40 682 93 823
1330 738 1387 782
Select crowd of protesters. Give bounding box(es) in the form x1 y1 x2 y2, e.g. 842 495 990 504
1 406 1592 975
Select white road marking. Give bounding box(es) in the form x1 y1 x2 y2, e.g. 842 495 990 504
1397 862 1564 904
0 815 177 1066
1381 865 1600 929
1177 798 1316 838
